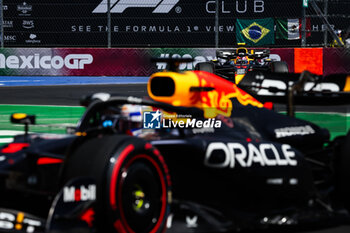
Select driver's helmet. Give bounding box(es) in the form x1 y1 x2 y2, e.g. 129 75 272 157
100 106 120 128
234 56 248 65
238 56 248 61
234 48 249 64
119 104 143 136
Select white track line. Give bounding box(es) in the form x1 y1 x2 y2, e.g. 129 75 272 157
0 138 14 143
0 130 25 136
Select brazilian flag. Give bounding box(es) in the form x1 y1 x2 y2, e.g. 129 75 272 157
236 18 275 46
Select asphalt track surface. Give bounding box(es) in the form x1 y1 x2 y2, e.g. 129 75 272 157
0 84 148 105
1 84 350 233
1 84 349 114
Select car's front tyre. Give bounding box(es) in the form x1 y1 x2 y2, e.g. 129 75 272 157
62 135 171 233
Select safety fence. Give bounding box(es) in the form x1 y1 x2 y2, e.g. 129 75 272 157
1 0 349 47
0 47 348 76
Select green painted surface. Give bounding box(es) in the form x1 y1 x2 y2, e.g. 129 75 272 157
293 112 350 139
0 105 84 145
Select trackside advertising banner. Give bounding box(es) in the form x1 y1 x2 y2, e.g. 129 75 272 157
0 48 151 76
3 0 303 47
0 48 348 76
3 1 349 47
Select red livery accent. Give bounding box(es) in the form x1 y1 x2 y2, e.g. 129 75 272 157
75 189 81 201
153 149 161 156
1 143 29 153
145 143 153 150
263 102 274 110
80 208 95 227
37 158 63 165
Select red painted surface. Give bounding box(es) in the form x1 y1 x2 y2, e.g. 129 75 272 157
37 158 63 165
1 143 29 153
294 48 323 75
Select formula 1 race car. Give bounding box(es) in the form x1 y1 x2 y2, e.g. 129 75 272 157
195 46 289 84
1 59 350 233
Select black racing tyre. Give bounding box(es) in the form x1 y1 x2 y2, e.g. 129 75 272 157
62 135 171 233
194 62 215 73
336 133 350 209
270 61 289 73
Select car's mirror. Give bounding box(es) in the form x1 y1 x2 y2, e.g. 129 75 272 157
11 113 36 125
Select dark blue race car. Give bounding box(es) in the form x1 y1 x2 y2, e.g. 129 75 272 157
0 59 350 233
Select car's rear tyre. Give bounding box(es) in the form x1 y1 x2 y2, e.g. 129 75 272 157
62 135 171 233
335 133 350 209
195 62 215 73
270 61 289 73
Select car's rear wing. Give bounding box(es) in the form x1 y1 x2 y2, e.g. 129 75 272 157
252 49 270 59
216 49 237 60
240 71 350 96
238 71 350 116
216 49 270 60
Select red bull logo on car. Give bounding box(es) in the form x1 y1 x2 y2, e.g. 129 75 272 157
195 71 263 117
148 70 263 118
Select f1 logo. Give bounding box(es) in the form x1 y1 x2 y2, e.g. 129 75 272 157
143 110 161 129
93 0 180 13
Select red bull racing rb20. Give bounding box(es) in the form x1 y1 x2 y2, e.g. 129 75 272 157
0 59 350 233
